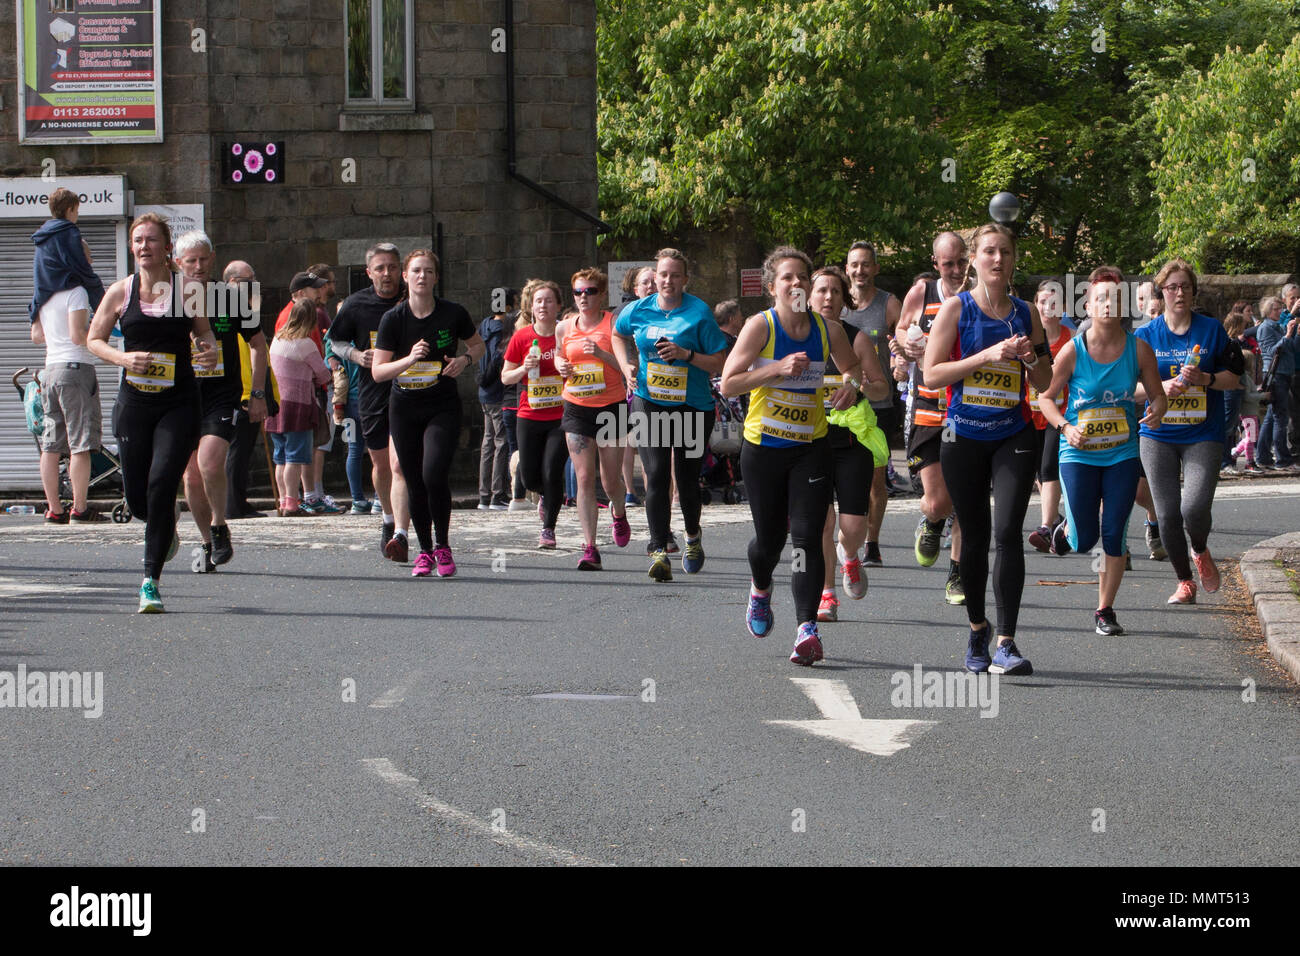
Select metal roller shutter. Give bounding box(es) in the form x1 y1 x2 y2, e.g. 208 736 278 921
0 219 124 492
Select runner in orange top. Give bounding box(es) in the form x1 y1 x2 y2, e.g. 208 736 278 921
555 268 631 569
1027 279 1075 553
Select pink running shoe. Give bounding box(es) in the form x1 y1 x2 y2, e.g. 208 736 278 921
577 543 602 570
1167 579 1197 605
433 546 456 577
611 512 631 548
412 551 434 577
790 622 824 666
539 528 556 549
1192 549 1220 593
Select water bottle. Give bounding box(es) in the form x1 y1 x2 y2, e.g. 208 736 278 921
906 324 924 344
6 505 36 515
1176 344 1202 386
527 338 541 382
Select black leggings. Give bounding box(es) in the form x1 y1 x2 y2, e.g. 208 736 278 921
114 393 200 580
516 416 568 530
740 438 833 625
389 399 461 552
940 426 1037 636
634 397 715 550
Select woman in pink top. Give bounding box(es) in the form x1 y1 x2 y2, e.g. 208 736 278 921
266 300 331 516
555 267 631 569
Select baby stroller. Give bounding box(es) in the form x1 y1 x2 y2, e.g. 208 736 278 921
699 380 746 505
12 367 131 522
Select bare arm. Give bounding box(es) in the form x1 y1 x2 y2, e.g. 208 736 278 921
31 318 45 346
87 279 149 374
1137 340 1167 428
248 331 269 423
825 321 865 411
443 332 485 379
850 325 890 403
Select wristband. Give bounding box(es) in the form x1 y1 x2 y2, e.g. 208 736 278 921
1022 353 1039 368
687 349 696 362
1033 341 1050 357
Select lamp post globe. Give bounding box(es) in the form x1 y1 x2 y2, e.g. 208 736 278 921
989 192 1021 224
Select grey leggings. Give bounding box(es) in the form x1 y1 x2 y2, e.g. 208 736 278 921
1139 437 1222 582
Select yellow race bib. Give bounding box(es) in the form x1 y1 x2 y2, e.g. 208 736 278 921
567 362 605 397
397 360 442 390
1078 405 1130 451
759 389 817 443
527 375 563 410
963 360 1021 409
369 331 378 350
126 352 176 393
645 361 687 404
822 373 845 411
1164 386 1206 425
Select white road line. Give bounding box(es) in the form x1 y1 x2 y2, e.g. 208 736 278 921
360 757 606 867
368 670 423 709
767 677 937 757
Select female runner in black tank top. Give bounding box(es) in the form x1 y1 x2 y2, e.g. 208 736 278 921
88 213 218 613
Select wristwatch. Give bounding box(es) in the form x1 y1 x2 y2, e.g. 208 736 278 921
250 389 266 399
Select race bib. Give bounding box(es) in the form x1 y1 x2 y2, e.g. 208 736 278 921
760 389 817 443
646 361 687 404
963 360 1021 409
193 341 224 379
126 352 176 393
1164 385 1207 425
527 375 563 410
822 373 845 410
1027 381 1064 410
1078 405 1130 451
567 361 606 397
369 331 378 350
397 360 441 390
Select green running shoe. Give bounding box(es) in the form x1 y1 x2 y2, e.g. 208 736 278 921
915 516 943 567
138 578 165 614
944 565 965 605
648 549 673 582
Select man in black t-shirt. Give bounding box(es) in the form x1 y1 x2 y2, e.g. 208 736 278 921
177 232 269 570
325 242 412 560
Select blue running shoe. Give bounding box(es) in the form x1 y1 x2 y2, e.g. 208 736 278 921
682 534 704 574
746 588 773 638
990 639 1033 676
965 623 992 673
138 578 164 614
790 621 823 666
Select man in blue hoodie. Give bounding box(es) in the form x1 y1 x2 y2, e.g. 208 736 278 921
29 187 106 324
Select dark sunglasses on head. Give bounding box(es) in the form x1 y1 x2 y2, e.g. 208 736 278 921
572 288 599 296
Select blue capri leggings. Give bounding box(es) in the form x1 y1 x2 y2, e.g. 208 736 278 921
1059 457 1141 558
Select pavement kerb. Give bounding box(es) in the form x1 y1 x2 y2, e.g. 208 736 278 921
1240 531 1300 685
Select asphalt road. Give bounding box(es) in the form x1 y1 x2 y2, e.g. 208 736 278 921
2 479 1297 866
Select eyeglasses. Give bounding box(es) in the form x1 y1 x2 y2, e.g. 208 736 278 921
572 288 599 297
1163 283 1191 294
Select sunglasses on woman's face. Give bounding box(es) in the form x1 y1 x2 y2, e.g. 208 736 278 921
572 288 599 297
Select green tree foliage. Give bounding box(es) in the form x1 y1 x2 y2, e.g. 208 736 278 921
597 0 954 264
1150 35 1300 272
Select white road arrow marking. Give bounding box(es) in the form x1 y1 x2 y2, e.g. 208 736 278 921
766 677 937 756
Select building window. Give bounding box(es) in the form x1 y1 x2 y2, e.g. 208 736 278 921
346 0 413 108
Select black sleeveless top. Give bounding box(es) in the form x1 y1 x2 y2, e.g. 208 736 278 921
119 272 196 402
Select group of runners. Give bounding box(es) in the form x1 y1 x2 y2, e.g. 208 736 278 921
82 213 1245 676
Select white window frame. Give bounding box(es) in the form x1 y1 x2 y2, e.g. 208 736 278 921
344 0 415 110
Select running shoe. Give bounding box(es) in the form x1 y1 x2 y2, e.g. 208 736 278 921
165 530 179 563
299 497 322 515
489 497 510 511
665 532 680 554
351 500 373 515
625 493 641 507
371 499 384 515
990 640 1033 676
193 542 216 573
578 544 602 571
817 592 839 623
864 541 883 567
138 578 164 614
1192 548 1220 593
682 534 704 573
1219 465 1238 478
210 525 233 565
508 499 531 512
315 497 343 515
964 623 992 673
648 549 673 583
45 508 69 524
746 588 773 638
790 622 824 666
381 521 394 556
1244 463 1265 475
433 546 456 577
1050 518 1072 556
412 551 435 577
1167 579 1197 605
69 507 106 523
477 498 492 511
1145 521 1166 561
1028 524 1052 553
915 516 943 567
281 503 307 517
1094 607 1125 636
538 527 556 549
945 565 966 605
839 545 867 600
385 532 409 563
611 512 631 548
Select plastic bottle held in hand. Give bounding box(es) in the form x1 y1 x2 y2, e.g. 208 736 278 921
906 324 924 344
527 338 541 382
1176 344 1202 386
